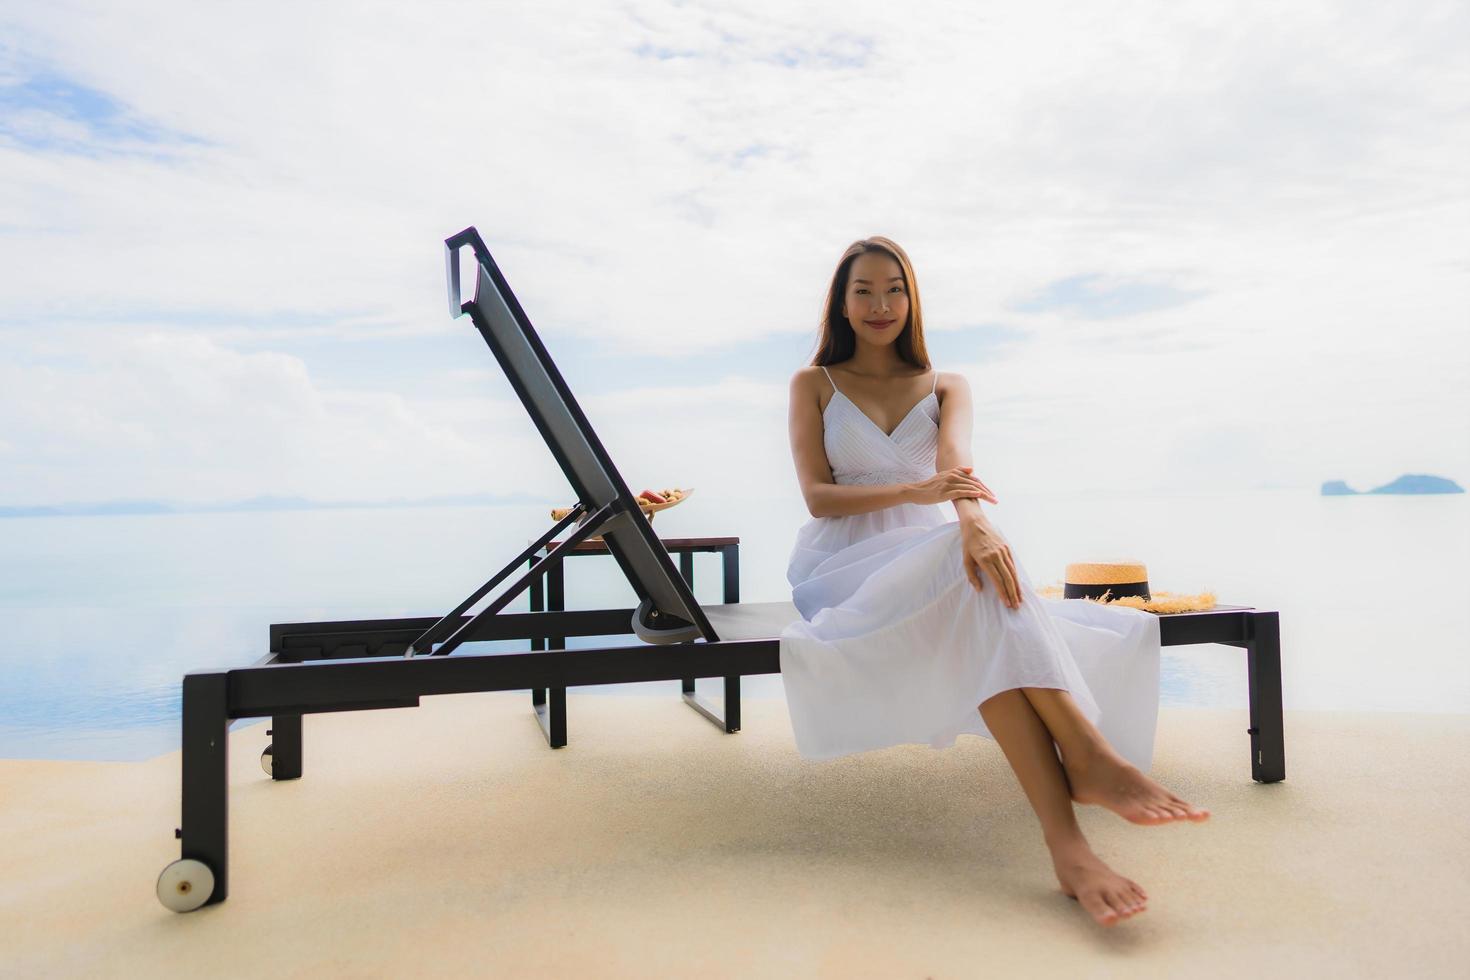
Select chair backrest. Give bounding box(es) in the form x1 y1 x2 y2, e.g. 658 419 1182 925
444 227 718 644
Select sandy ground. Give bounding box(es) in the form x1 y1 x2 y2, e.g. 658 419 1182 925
2 693 1467 978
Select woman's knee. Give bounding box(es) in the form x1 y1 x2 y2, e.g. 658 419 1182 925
978 687 1025 714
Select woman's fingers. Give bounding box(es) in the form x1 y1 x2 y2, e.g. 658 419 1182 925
992 547 1018 607
966 556 984 591
965 557 983 591
953 476 993 500
964 474 997 502
959 468 993 493
983 553 1019 608
985 560 1014 608
1001 547 1022 606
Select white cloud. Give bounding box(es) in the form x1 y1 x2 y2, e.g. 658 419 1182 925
0 0 1465 503
0 325 802 505
0 329 541 502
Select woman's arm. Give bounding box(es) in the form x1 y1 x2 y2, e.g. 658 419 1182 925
933 372 995 529
788 369 919 518
935 372 1022 607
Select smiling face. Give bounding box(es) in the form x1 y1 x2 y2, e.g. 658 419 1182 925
841 250 911 345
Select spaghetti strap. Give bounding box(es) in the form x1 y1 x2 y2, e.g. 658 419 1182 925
930 370 938 396
820 365 839 395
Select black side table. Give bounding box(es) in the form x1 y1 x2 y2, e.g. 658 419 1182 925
526 535 741 747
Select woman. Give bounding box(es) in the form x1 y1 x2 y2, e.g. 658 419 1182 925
779 236 1209 929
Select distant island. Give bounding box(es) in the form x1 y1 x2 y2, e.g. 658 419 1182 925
1322 474 1464 496
0 491 548 519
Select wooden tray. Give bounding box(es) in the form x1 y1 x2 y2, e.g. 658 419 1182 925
550 487 694 525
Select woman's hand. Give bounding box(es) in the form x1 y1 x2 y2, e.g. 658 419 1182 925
960 520 1023 610
906 466 997 506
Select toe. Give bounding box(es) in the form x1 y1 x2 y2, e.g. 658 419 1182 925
1081 891 1118 926
1110 890 1137 918
1172 797 1208 820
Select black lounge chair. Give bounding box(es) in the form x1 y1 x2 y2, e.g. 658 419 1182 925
156 226 1284 912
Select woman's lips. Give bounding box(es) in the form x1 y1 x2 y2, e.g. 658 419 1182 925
867 319 894 328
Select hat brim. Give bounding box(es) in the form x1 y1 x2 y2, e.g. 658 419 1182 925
1036 584 1217 614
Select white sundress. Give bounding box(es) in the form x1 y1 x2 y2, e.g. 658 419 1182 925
778 365 1162 770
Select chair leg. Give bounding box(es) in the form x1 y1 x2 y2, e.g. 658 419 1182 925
178 671 230 905
268 713 302 780
534 686 567 748
1246 611 1285 783
720 544 742 732
677 549 741 733
682 682 740 733
526 550 567 748
548 557 567 746
723 674 741 733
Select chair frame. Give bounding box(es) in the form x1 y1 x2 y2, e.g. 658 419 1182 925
159 227 1284 911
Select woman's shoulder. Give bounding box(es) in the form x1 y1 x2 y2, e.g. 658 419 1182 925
933 369 970 401
790 365 830 389
790 366 835 408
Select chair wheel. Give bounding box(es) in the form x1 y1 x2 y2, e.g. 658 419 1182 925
157 858 215 912
261 745 273 777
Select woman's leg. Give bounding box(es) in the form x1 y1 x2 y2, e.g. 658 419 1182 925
979 688 1147 927
1019 687 1210 824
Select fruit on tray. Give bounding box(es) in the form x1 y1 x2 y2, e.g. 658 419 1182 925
636 488 689 506
549 487 693 523
635 487 690 513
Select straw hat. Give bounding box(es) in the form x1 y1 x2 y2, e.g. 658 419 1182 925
1035 559 1217 614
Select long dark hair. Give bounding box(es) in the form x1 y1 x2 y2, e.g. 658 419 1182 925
809 236 930 370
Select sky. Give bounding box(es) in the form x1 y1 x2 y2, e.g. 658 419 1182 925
1 0 1466 508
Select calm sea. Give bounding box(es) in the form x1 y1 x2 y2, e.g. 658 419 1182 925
1 487 1465 761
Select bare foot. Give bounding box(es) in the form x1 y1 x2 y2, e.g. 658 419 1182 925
1063 744 1210 826
1050 840 1148 927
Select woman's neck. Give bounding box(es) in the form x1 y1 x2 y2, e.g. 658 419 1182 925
840 346 915 378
